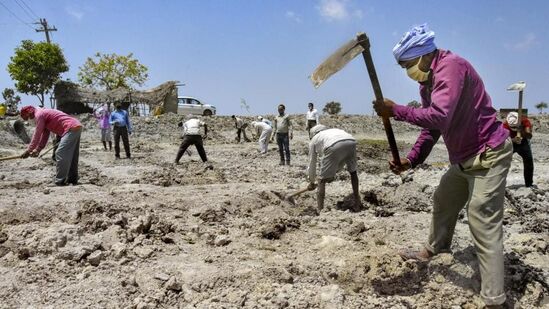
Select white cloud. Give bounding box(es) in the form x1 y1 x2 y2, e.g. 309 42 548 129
285 11 302 23
66 7 84 20
506 33 538 51
317 0 364 22
317 0 348 21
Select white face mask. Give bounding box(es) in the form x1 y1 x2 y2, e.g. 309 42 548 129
406 56 430 82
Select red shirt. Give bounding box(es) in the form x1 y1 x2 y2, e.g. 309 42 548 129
503 117 531 138
28 108 82 151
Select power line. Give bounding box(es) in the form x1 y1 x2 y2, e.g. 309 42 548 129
0 0 34 29
13 0 35 21
18 0 37 19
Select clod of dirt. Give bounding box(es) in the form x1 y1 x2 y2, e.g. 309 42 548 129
16 247 32 260
347 221 367 236
260 218 300 240
87 250 103 266
335 194 364 212
198 207 227 223
0 246 9 258
0 231 8 243
264 267 294 284
213 235 231 246
261 223 286 240
129 215 154 235
165 276 182 292
373 207 395 217
370 253 428 296
133 247 154 259
111 242 127 259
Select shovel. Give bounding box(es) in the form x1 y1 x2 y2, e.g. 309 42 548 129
38 144 56 158
0 143 56 162
0 155 22 162
273 186 313 206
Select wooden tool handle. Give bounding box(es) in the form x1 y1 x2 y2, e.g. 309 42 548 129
287 187 311 198
39 145 55 158
516 90 523 138
0 155 22 161
357 33 401 165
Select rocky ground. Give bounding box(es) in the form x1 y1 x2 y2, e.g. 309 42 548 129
0 113 547 308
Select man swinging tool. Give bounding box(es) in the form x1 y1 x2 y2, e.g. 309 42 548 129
373 24 511 308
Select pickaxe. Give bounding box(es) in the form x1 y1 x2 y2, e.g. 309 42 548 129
507 81 526 138
310 32 401 166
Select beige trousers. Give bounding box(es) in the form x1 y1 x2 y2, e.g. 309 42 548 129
425 138 512 306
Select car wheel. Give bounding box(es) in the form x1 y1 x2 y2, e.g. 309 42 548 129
203 110 213 116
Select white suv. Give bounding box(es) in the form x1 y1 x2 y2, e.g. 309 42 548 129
177 96 216 116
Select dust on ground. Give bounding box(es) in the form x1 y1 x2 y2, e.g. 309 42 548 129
0 113 547 308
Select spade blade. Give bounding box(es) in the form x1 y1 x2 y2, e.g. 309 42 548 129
309 37 365 88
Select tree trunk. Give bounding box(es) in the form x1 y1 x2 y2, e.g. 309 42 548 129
37 93 45 107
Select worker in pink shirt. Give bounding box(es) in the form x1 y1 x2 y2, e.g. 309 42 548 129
93 104 112 151
20 106 83 186
374 24 512 307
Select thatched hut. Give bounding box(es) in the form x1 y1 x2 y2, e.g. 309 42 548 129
53 81 179 115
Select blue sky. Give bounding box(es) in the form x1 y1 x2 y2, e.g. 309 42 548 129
1 0 548 115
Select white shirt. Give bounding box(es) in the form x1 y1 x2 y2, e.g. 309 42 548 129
183 118 205 136
307 128 355 181
306 109 320 122
262 119 273 127
251 121 272 134
235 117 244 129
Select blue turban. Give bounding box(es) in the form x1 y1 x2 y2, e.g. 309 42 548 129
393 24 437 62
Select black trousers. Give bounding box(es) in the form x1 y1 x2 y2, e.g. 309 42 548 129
513 140 534 186
236 123 249 142
176 135 208 163
276 132 290 162
306 120 317 132
114 126 131 158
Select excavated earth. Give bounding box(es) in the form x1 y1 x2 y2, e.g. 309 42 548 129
0 113 547 308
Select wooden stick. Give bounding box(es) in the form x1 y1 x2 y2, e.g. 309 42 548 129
0 155 22 161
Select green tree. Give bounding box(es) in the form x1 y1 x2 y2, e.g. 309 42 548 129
407 100 421 108
2 88 21 113
78 52 149 90
535 101 547 114
7 40 69 107
323 101 342 115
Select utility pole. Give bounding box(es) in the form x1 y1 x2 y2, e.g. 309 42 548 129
34 18 57 43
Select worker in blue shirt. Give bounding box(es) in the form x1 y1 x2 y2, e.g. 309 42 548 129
110 101 132 159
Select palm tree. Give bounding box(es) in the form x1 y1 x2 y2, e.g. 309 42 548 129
535 101 548 114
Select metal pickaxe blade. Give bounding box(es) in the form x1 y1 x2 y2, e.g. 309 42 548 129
309 32 401 165
309 37 366 88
